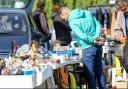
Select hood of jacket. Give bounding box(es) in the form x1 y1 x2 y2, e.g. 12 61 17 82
68 8 86 21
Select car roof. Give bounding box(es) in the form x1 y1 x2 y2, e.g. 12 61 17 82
0 8 26 14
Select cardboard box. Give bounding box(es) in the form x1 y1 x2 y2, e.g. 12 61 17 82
115 81 127 89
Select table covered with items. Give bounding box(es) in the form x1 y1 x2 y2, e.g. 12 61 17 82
0 59 55 88
0 41 82 88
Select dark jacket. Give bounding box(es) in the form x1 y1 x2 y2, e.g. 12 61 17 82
33 11 51 42
33 11 47 35
52 13 72 46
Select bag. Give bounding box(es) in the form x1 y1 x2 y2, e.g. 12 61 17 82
114 29 124 57
114 29 124 41
60 67 68 87
114 44 122 56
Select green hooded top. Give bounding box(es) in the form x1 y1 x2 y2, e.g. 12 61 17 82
68 8 101 49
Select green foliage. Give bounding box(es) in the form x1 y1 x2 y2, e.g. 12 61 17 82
63 0 75 9
44 0 54 25
44 0 109 25
0 0 109 25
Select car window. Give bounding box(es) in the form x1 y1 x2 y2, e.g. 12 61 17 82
0 0 30 8
0 13 27 35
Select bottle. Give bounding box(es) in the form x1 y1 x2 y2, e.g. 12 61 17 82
68 44 75 59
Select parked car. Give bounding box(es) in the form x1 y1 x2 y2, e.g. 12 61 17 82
0 5 41 58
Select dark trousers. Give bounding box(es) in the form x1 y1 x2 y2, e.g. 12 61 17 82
82 46 106 89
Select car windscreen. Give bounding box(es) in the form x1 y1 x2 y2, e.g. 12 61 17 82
0 13 27 35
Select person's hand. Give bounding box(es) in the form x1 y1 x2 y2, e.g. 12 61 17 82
94 38 99 44
99 38 105 45
94 38 105 45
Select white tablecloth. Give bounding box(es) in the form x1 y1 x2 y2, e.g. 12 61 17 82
36 65 56 88
0 75 36 88
0 65 55 88
49 60 80 69
50 62 68 69
0 60 80 88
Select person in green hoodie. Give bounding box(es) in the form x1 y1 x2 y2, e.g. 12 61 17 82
60 7 106 89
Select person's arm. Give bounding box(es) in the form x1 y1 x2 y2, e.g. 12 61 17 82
39 13 50 36
93 16 101 38
83 10 101 38
69 20 94 44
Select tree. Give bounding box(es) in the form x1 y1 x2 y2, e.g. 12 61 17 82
22 0 109 25
49 0 109 25
44 0 53 25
